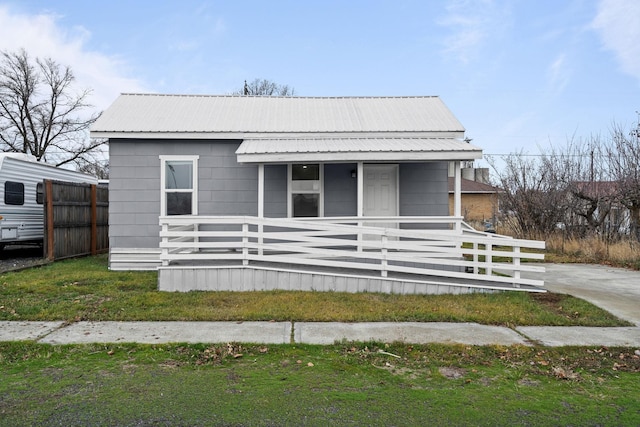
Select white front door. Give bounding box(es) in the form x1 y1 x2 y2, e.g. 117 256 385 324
363 164 398 236
364 164 398 217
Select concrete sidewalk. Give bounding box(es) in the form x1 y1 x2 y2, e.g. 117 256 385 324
2 320 640 347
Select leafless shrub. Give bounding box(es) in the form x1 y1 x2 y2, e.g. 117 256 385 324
489 118 640 243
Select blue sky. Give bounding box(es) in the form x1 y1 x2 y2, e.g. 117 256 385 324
1 0 639 168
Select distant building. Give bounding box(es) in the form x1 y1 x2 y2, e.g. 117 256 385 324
447 167 500 225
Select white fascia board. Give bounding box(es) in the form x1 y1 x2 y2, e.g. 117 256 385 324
90 130 466 140
241 131 467 139
90 131 245 140
237 150 483 164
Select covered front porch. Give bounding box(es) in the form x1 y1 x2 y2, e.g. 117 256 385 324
238 137 484 222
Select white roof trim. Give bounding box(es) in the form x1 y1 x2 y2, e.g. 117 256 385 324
90 130 466 140
236 138 482 163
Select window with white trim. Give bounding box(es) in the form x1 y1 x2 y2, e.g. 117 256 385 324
289 164 322 217
160 155 198 216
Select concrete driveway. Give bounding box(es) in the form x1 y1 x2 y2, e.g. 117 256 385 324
540 263 640 326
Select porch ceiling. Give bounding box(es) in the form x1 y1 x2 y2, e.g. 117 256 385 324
236 137 483 163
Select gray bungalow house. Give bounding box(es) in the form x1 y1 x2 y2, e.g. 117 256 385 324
91 94 544 294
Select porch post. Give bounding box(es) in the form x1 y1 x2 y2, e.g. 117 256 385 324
357 162 364 217
357 162 364 251
257 164 265 217
454 161 462 231
257 164 264 257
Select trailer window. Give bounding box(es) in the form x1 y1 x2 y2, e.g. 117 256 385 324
5 181 24 205
36 182 44 204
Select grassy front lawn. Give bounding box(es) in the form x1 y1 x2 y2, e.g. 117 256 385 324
0 254 630 326
1 341 639 426
2 255 638 426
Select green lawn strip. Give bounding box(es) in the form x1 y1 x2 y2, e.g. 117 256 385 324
0 254 630 326
1 342 639 426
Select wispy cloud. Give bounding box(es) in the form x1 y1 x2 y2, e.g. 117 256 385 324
169 40 200 52
0 5 147 109
437 0 511 64
547 53 570 94
592 0 640 81
168 17 226 53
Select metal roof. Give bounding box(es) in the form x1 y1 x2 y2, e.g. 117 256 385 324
236 137 482 163
91 94 465 138
447 177 501 193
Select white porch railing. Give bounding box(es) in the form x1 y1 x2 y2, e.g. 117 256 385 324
159 215 546 289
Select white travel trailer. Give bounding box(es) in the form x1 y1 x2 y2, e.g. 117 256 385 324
0 153 98 249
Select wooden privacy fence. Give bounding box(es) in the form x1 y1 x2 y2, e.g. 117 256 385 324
44 180 109 260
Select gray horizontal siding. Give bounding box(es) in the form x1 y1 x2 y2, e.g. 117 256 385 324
109 139 258 252
399 162 448 217
264 165 287 218
324 163 357 216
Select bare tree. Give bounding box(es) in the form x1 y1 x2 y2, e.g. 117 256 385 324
235 78 295 96
77 158 109 180
606 122 640 240
489 150 568 239
558 136 618 237
0 49 103 168
490 121 639 241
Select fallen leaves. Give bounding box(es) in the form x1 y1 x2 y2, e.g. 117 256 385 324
0 305 19 317
438 367 466 379
552 366 580 380
169 343 270 366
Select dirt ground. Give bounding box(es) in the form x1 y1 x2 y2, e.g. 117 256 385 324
0 245 48 273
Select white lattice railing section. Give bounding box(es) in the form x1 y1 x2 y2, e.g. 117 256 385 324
159 215 546 289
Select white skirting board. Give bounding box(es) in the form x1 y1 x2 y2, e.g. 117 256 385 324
156 264 531 295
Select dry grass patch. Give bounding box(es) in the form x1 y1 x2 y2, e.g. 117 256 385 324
545 234 640 269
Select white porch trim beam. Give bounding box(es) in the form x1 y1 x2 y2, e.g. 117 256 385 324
257 164 264 217
286 164 292 218
357 161 364 217
237 151 481 164
454 161 462 231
